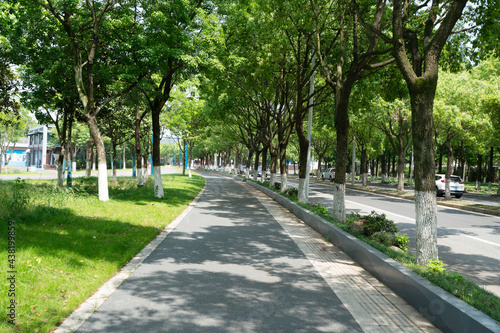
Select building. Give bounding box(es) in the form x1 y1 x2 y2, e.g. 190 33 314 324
1 137 29 167
26 125 59 170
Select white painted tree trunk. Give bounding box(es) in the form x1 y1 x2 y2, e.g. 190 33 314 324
475 180 480 190
270 173 277 187
98 163 109 201
280 173 288 192
188 167 192 178
123 143 126 170
362 173 368 186
415 191 438 265
332 183 345 222
137 168 144 186
253 170 258 181
445 178 451 199
298 178 307 203
381 174 385 183
488 182 492 191
72 161 77 172
153 166 164 198
245 169 250 179
57 165 64 186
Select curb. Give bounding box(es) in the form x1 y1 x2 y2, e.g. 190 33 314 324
221 173 500 333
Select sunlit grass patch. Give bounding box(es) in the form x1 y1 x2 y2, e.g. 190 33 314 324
0 174 205 332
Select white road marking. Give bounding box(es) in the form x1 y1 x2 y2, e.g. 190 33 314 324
312 188 500 248
462 235 500 248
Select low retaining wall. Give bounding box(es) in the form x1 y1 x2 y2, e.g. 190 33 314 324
234 175 500 333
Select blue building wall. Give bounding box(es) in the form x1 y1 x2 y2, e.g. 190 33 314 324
2 150 28 166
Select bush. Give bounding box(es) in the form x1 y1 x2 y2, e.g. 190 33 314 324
370 231 396 247
284 187 298 200
395 233 410 251
272 182 281 190
362 211 398 236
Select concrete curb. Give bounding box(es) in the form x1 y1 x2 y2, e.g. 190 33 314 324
221 173 500 333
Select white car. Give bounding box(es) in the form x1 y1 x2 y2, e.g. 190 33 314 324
435 174 464 198
321 168 335 181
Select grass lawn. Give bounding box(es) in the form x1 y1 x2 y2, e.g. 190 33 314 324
464 182 499 195
0 174 205 333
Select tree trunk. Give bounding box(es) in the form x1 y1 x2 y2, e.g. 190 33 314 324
85 138 93 177
88 115 108 200
444 145 454 200
333 85 351 222
397 151 405 192
253 150 260 181
135 118 143 187
245 150 253 179
57 146 66 186
261 146 268 182
488 146 494 190
279 144 288 192
270 144 278 187
380 153 386 183
152 106 164 198
123 142 126 170
361 148 367 187
410 86 438 265
296 115 309 203
476 154 482 190
112 143 118 183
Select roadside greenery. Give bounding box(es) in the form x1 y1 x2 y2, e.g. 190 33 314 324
250 177 500 323
0 174 205 333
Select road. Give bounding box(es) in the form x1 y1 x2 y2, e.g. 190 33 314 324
288 179 500 297
4 169 500 297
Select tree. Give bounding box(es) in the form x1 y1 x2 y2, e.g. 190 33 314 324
137 0 220 198
371 98 412 191
99 101 134 182
164 85 207 178
0 2 21 126
0 108 31 173
390 0 469 264
434 70 491 198
313 0 394 221
15 0 143 201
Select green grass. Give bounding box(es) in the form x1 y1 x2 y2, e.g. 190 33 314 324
251 178 500 323
0 174 205 333
464 182 499 195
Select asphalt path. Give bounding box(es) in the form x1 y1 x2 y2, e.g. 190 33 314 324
288 179 500 297
75 172 364 332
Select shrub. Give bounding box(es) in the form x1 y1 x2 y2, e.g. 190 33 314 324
370 231 396 247
314 204 329 216
273 182 281 190
285 187 298 200
362 211 398 236
395 233 410 251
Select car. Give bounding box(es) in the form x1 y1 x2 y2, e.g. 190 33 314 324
321 168 335 181
435 174 464 198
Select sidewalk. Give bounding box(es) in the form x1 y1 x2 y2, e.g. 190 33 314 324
57 172 439 332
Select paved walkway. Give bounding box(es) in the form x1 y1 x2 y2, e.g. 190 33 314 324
57 172 439 332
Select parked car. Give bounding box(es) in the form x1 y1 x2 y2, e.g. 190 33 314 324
321 168 335 181
435 174 464 198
